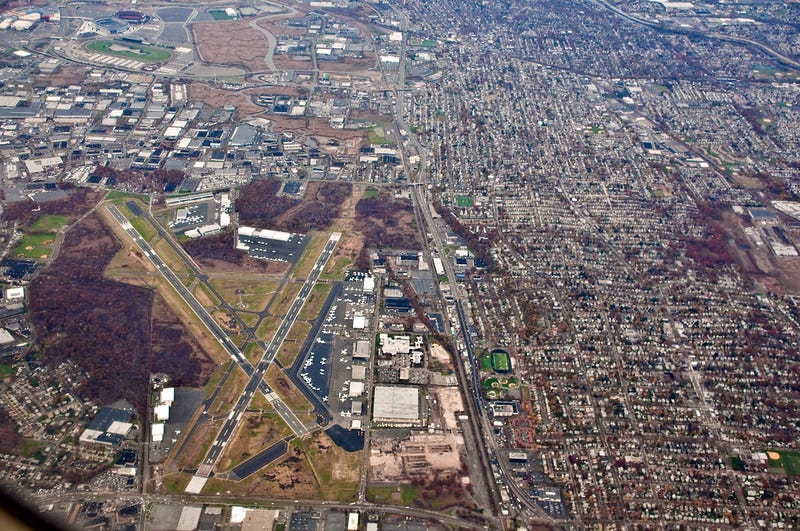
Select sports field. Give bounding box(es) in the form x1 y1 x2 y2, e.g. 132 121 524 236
767 450 800 475
456 195 473 207
87 40 171 62
13 215 68 260
490 349 511 372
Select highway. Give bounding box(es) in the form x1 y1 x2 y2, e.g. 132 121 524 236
193 232 341 480
104 205 319 453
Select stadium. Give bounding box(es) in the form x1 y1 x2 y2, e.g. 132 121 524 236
94 17 128 35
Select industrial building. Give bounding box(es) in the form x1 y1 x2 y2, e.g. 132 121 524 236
79 405 134 447
372 385 422 426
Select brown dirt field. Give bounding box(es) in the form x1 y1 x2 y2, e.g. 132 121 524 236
299 432 360 501
775 257 800 294
265 365 315 417
265 114 366 143
242 85 305 98
178 418 222 470
198 257 286 276
349 109 394 123
202 445 319 499
217 411 292 471
188 83 263 117
212 309 241 333
256 18 309 38
209 366 249 417
430 343 454 368
318 56 377 74
34 65 88 87
273 56 314 71
192 20 269 71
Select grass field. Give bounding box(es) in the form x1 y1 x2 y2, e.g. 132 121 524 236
13 233 56 259
87 40 171 62
209 278 280 313
491 349 511 372
269 281 302 317
162 473 191 494
367 127 389 145
299 283 331 320
767 450 800 475
366 484 419 505
0 363 16 378
30 215 68 233
292 233 329 279
256 315 281 343
209 9 239 20
107 190 147 202
13 214 69 260
238 311 260 328
456 195 473 207
321 255 351 282
479 353 492 371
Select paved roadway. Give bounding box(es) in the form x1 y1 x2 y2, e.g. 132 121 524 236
194 232 341 479
105 205 313 447
34 491 495 530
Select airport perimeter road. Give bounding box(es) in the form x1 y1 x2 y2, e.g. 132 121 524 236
191 232 341 484
105 205 308 442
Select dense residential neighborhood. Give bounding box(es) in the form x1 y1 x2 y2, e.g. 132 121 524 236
0 0 799 529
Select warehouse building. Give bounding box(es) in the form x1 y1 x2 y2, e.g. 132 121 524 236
372 385 422 426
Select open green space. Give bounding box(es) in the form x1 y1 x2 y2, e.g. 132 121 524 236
483 376 518 389
367 127 389 146
130 217 157 242
366 484 419 505
456 195 473 207
0 363 16 378
162 473 191 494
107 190 148 202
209 9 239 20
86 40 171 62
479 353 492 371
321 255 351 282
13 214 70 260
299 283 331 320
30 215 68 233
20 439 46 462
767 450 800 475
363 187 380 199
491 349 511 372
13 233 56 260
210 278 280 313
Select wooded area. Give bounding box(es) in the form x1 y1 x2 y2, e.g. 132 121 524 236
28 214 213 413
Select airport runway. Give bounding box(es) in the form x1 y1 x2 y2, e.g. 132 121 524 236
106 206 336 477
195 233 340 477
